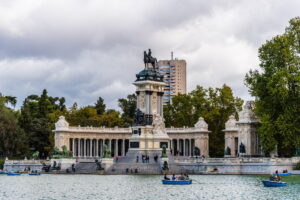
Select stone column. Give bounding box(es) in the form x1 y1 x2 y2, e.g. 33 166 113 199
84 139 86 157
72 138 75 157
157 92 164 116
177 139 179 156
183 139 186 156
122 139 125 156
96 139 99 157
189 139 193 156
145 91 153 114
109 139 112 155
115 139 118 157
78 139 81 157
101 140 104 157
89 139 92 157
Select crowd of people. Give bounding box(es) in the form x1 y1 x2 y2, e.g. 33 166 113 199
135 155 159 163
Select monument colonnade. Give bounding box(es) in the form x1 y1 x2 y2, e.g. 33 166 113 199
53 116 209 158
54 116 210 158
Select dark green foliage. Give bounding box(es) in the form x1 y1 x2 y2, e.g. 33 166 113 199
118 94 137 126
164 85 243 157
295 161 300 170
19 89 66 158
94 97 106 115
66 105 125 127
296 161 300 170
0 158 4 169
0 96 29 157
245 17 300 157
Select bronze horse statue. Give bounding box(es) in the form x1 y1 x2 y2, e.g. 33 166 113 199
144 49 157 69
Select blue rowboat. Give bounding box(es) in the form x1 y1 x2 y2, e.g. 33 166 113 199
274 173 291 176
0 172 7 174
28 173 41 176
262 181 287 187
7 172 21 176
162 180 192 185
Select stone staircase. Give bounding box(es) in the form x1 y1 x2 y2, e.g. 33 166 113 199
72 152 181 175
105 151 165 174
107 162 162 175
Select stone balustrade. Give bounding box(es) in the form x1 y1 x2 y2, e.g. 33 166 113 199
4 160 44 165
67 126 132 133
174 157 300 164
166 127 209 133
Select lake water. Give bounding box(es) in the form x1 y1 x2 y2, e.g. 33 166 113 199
0 174 299 200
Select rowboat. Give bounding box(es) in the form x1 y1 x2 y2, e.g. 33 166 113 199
262 180 287 187
0 171 7 174
162 180 192 185
7 172 21 176
274 173 291 176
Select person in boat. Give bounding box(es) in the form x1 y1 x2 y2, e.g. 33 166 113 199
184 173 189 180
269 174 281 182
177 173 185 180
172 174 176 181
269 174 276 181
164 174 170 180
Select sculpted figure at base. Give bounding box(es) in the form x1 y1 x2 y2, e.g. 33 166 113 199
161 144 167 158
153 114 167 135
103 144 111 158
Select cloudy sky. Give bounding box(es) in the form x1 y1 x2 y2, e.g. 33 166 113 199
0 0 299 109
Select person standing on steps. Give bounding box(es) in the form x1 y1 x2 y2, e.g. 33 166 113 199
116 155 119 163
136 155 139 163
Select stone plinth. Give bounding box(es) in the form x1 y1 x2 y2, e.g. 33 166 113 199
160 157 169 165
101 158 114 171
51 158 76 170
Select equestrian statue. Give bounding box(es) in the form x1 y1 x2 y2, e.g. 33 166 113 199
144 49 158 70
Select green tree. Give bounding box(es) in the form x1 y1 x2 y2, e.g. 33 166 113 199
0 96 29 157
245 17 300 156
164 94 194 127
118 94 136 126
201 85 243 157
94 97 106 115
164 85 243 157
19 89 66 158
66 106 124 127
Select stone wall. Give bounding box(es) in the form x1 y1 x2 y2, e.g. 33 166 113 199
172 157 300 174
4 159 45 172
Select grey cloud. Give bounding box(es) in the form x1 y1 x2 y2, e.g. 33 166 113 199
0 0 299 109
